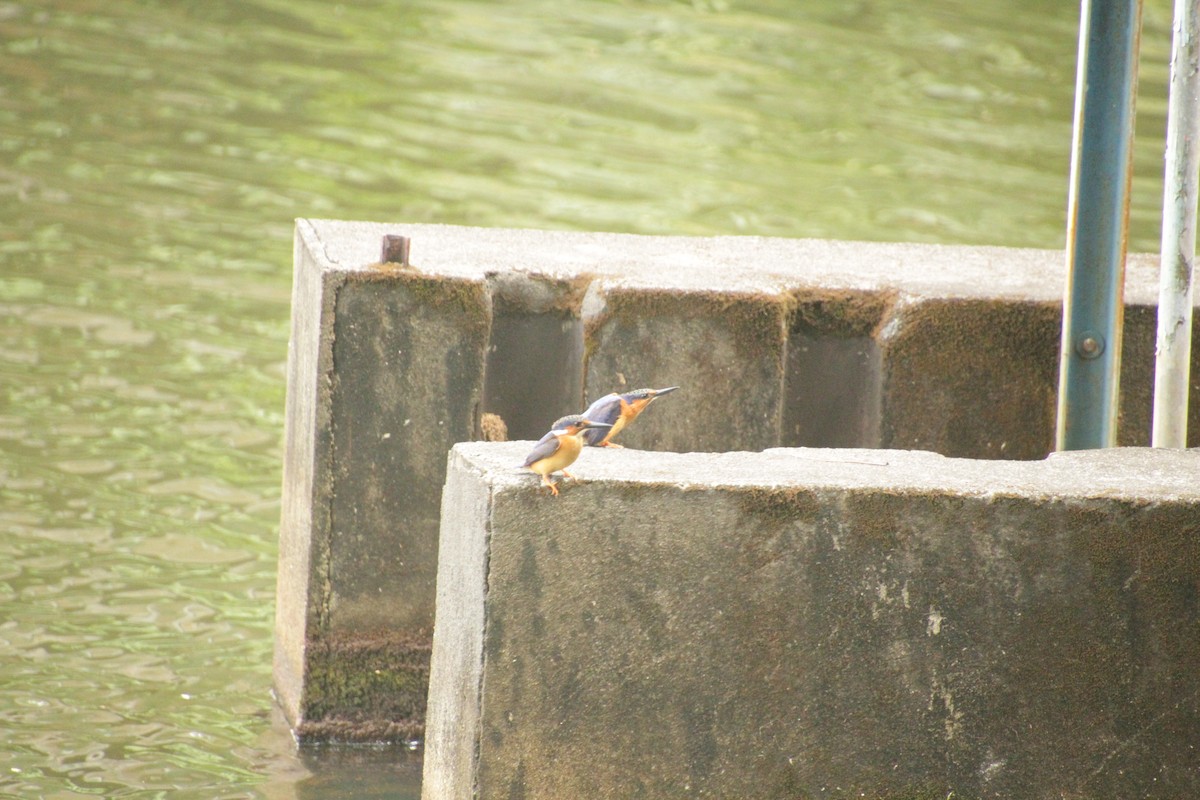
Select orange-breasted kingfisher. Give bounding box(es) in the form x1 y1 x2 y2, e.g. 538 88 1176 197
580 386 679 447
522 415 613 496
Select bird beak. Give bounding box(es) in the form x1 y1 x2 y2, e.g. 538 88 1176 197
582 421 614 429
653 386 680 396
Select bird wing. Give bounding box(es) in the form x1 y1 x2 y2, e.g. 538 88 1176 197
522 431 563 467
580 393 622 445
583 393 622 425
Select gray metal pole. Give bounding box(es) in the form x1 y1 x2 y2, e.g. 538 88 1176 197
1152 0 1200 448
1056 0 1143 451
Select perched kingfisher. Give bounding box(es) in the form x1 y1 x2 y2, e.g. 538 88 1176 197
580 386 679 447
522 415 613 496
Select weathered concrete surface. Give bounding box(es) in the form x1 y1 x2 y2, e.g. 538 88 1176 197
873 298 1200 458
485 273 589 441
274 223 490 740
294 220 1200 457
878 298 1063 459
278 220 1200 740
584 285 790 452
425 443 1200 800
784 290 893 448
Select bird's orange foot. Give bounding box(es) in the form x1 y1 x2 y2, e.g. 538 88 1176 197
561 469 576 482
599 442 624 449
541 476 560 496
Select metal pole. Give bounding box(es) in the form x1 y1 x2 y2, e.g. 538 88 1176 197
1056 0 1143 451
1152 0 1200 448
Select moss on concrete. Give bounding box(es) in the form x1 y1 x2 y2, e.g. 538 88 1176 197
355 269 492 339
489 272 595 317
584 287 791 364
295 716 424 745
787 287 898 337
300 630 432 743
737 486 822 526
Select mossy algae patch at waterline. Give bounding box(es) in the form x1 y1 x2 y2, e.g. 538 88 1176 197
299 631 431 743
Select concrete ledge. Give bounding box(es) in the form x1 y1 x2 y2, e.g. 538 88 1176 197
424 443 1200 799
294 220 1200 457
276 220 1200 740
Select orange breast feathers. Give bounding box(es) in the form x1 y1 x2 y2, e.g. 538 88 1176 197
526 432 583 477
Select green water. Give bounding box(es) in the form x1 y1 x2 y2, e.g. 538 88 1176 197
0 1 1177 797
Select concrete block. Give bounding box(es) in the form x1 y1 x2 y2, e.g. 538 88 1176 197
279 220 1200 740
274 223 491 740
877 297 1062 459
583 285 790 452
425 443 1200 800
1117 303 1200 446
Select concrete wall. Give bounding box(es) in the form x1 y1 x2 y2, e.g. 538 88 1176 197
274 224 492 741
275 220 1200 740
424 443 1200 800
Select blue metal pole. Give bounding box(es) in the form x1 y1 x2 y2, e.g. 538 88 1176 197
1056 0 1144 451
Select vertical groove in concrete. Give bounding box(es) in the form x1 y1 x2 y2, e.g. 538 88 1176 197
782 289 893 449
785 331 882 447
482 273 590 440
483 313 584 438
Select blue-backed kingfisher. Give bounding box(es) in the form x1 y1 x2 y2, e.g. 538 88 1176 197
580 386 679 447
522 415 613 496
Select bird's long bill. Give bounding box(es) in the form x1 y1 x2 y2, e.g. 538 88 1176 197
655 386 680 396
584 421 614 429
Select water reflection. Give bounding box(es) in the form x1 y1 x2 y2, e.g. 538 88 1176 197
0 0 1176 797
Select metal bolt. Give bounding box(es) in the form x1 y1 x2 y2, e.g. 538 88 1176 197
1075 332 1105 359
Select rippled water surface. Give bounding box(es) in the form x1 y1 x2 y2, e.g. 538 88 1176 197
0 0 1178 796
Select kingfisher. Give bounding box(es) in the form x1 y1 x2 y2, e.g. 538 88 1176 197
580 386 679 447
522 415 613 496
